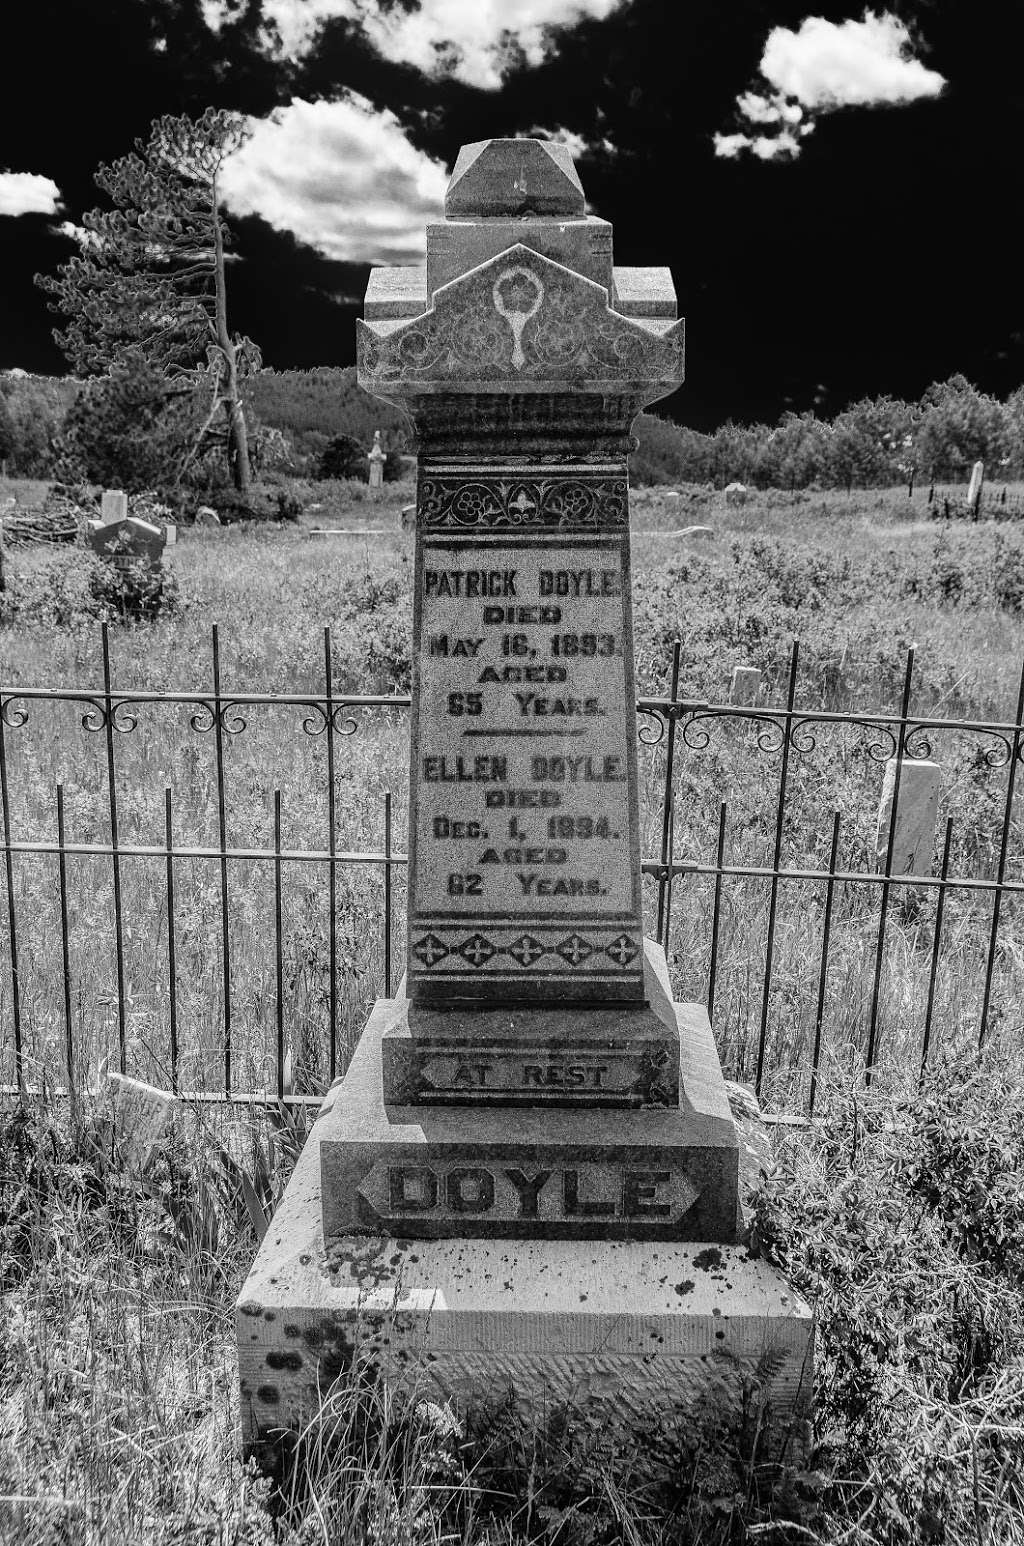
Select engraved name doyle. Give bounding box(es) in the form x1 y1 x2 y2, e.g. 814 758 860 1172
354 1161 701 1225
414 542 638 919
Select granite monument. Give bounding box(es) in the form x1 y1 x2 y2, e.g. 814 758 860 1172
237 137 811 1455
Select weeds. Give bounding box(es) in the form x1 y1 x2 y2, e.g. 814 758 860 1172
3 1051 1022 1543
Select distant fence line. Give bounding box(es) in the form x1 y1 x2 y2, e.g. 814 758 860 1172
1 628 1022 1115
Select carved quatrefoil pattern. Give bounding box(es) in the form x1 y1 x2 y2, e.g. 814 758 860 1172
412 931 640 971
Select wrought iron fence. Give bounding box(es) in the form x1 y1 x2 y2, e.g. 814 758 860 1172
2 626 1022 1114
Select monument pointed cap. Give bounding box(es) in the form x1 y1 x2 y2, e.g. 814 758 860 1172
444 138 586 218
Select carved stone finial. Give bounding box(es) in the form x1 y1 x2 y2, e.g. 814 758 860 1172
445 138 585 218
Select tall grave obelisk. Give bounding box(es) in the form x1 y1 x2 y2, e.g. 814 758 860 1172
237 140 811 1452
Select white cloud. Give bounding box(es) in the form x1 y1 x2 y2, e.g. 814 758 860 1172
761 11 944 109
713 128 807 162
530 126 589 159
528 124 618 160
716 10 945 161
205 0 623 89
220 94 448 264
0 171 62 217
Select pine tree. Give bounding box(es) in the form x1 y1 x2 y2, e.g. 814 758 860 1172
37 108 259 493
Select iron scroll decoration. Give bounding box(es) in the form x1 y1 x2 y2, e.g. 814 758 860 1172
0 692 392 741
0 697 29 731
2 689 1022 766
635 702 1022 769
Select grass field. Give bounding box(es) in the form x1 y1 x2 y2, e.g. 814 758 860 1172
2 477 1024 1543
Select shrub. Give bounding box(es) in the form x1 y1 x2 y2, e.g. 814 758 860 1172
210 482 300 524
750 1054 1024 1541
317 433 366 481
0 547 178 626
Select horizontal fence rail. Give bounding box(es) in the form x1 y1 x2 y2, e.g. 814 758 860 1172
2 627 1022 1114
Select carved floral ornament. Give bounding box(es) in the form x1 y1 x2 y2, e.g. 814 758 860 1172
417 474 629 528
357 246 684 391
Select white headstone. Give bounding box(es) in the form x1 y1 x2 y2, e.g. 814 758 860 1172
967 460 984 511
106 1071 176 1168
730 666 761 705
101 489 129 522
724 482 748 507
876 758 941 876
368 429 386 495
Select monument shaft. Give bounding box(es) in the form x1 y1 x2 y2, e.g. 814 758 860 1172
410 486 644 1003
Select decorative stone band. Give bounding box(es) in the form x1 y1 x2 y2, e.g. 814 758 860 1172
411 925 641 975
417 463 629 529
380 940 684 1110
357 244 684 397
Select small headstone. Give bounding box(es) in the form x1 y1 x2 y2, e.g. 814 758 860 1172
163 521 177 546
86 514 165 567
967 460 984 514
106 1071 176 1168
100 489 129 523
730 665 761 705
400 503 416 530
368 429 386 497
876 758 941 875
724 482 748 507
195 505 221 527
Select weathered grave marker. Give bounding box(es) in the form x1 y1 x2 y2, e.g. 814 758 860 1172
237 137 811 1455
106 1070 176 1169
876 757 940 875
368 429 385 497
100 489 129 523
730 665 761 705
967 459 984 515
86 513 166 571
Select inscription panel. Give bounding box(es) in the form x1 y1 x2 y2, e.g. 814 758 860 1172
412 1046 673 1104
355 1158 700 1236
409 529 644 1002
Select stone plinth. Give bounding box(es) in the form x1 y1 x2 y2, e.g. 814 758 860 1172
316 971 739 1244
381 941 682 1108
237 1110 813 1458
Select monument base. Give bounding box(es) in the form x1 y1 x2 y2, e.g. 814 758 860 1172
318 977 741 1242
236 1115 813 1460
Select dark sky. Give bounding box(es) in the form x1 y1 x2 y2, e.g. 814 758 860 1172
2 0 1022 429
